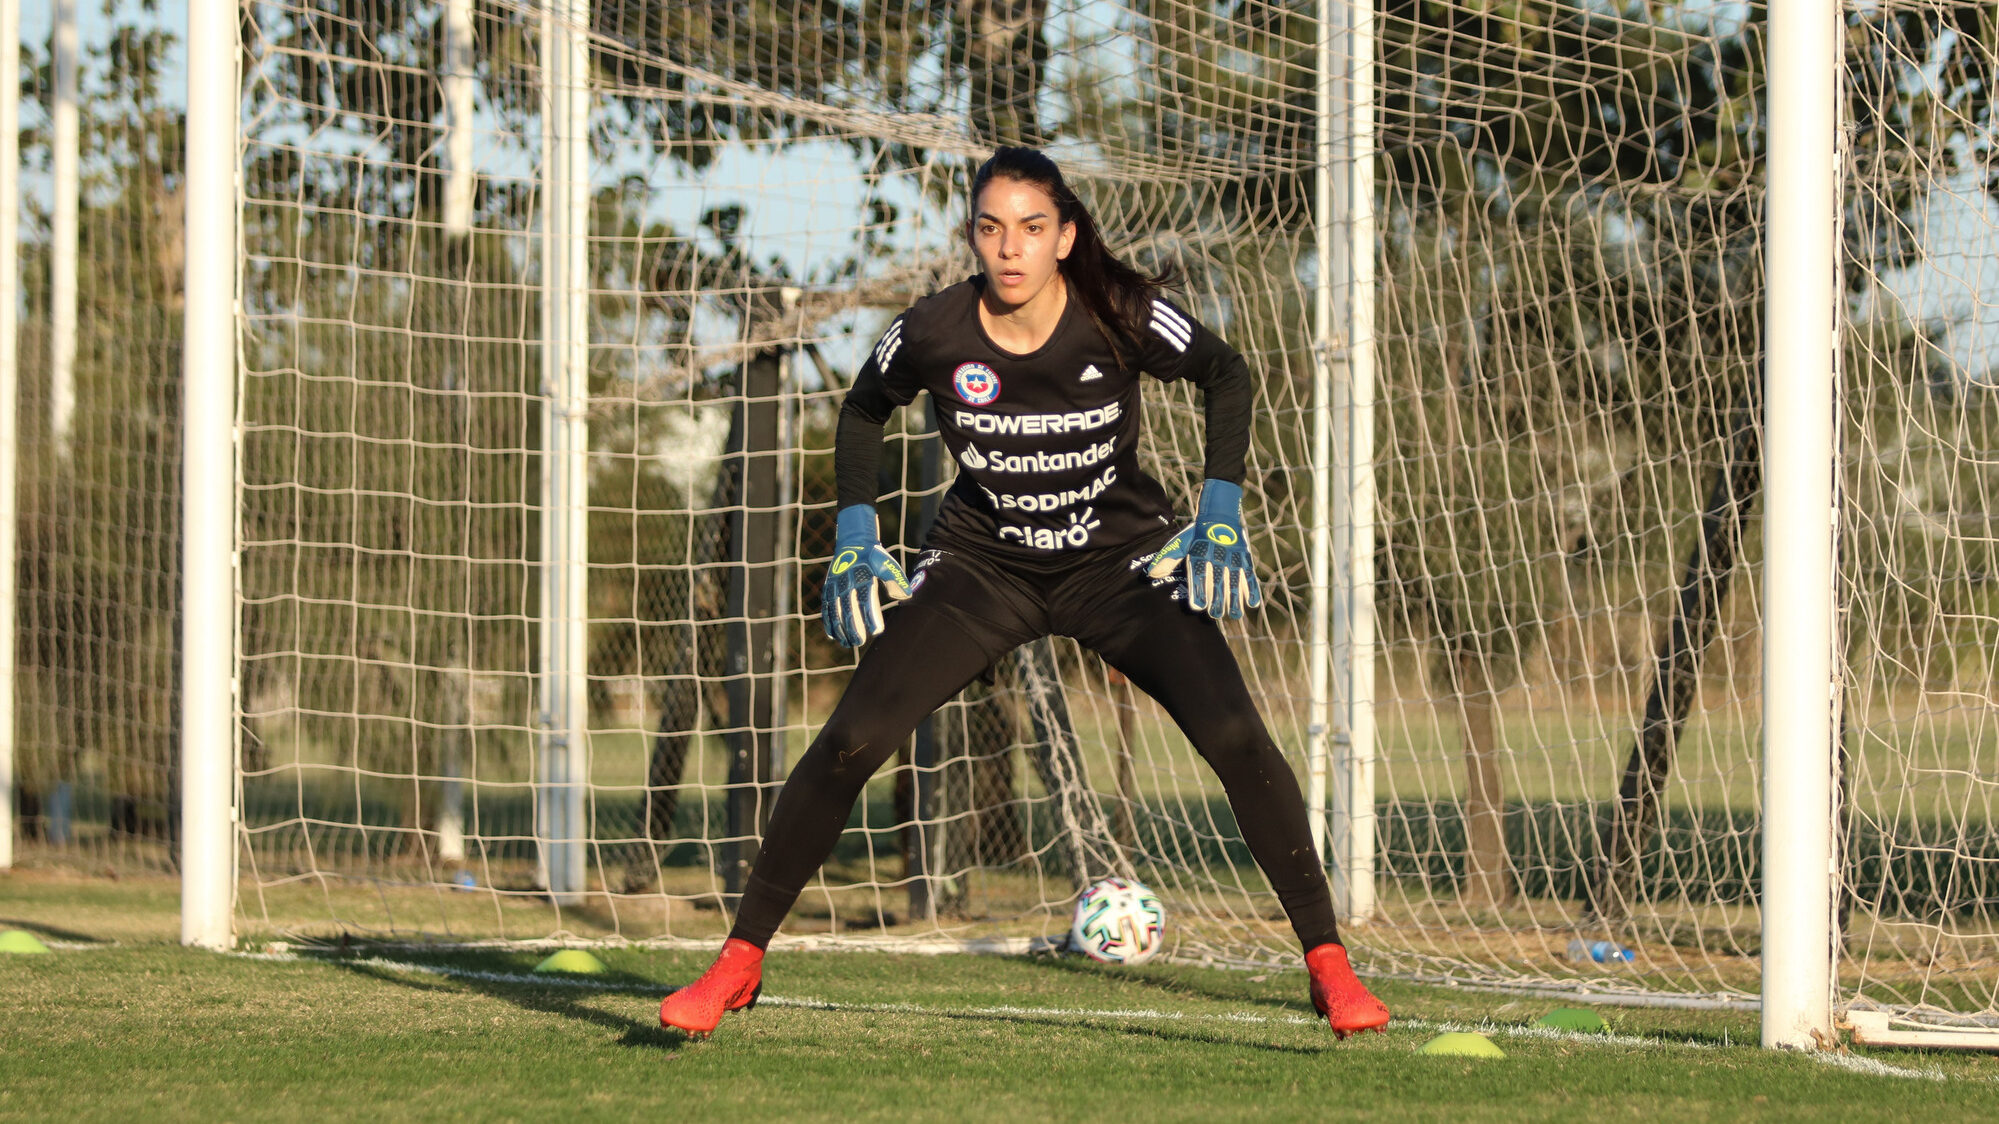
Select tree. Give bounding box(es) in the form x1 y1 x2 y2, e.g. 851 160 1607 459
1366 0 1999 916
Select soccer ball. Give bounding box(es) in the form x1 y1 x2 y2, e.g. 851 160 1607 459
1069 877 1165 965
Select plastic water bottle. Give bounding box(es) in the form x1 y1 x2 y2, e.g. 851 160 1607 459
1566 938 1634 964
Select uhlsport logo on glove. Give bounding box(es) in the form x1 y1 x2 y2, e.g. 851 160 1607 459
953 362 1001 405
1205 525 1238 546
831 549 860 574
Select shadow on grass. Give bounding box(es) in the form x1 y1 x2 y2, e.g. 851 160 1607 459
1028 950 1314 1019
316 950 682 1049
921 1006 1330 1056
0 917 110 943
1020 950 1745 1049
304 946 1343 1054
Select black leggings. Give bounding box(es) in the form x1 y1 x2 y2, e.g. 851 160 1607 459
730 539 1342 953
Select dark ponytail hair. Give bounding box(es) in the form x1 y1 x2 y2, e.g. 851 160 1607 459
970 147 1178 355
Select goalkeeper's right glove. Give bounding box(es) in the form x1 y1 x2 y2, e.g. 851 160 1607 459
821 504 913 648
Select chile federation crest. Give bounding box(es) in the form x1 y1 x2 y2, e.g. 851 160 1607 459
952 362 1001 405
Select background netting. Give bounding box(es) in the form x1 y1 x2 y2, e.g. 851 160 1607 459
9 0 1996 1026
13 1 184 872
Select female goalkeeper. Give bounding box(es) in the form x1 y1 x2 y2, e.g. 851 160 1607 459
660 146 1390 1040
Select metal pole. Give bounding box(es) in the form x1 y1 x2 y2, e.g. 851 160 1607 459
534 1 556 899
1760 0 1840 1051
1336 0 1378 927
444 0 474 238
557 0 592 904
0 0 19 870
436 0 475 864
1320 0 1378 924
770 288 801 781
908 399 945 923
723 348 779 898
1308 0 1335 871
537 0 590 904
436 737 465 862
180 0 240 951
51 0 77 457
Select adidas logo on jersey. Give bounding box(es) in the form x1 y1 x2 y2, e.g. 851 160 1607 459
1080 364 1104 382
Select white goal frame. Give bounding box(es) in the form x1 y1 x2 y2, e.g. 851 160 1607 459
152 0 1970 1054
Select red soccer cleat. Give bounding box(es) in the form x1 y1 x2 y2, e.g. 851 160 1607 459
660 938 765 1038
1306 942 1390 1039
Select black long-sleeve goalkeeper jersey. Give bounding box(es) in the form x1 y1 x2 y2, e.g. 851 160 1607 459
837 275 1253 569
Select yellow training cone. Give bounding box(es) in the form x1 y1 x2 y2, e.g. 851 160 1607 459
1418 1031 1505 1058
532 949 608 975
0 930 52 954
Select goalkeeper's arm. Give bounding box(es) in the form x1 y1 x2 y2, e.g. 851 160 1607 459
1136 300 1262 618
821 337 917 647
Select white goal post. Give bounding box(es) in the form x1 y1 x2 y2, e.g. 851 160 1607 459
1759 0 1840 1051
179 0 239 953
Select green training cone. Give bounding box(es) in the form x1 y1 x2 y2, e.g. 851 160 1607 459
0 930 52 954
1418 1032 1506 1058
532 949 608 975
1536 1008 1607 1033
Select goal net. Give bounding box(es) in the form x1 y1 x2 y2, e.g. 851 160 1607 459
225 0 1999 1023
1841 2 1999 1035
15 0 1996 1032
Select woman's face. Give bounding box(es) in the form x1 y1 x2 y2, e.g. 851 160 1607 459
969 177 1076 311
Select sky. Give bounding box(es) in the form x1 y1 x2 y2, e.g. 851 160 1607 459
20 0 189 97
1853 167 1999 390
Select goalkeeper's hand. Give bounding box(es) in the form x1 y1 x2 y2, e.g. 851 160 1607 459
1147 479 1263 620
821 504 913 648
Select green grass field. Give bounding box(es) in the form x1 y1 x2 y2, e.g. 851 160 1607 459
3 873 1995 1121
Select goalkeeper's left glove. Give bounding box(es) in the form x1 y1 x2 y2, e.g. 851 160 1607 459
1147 479 1263 620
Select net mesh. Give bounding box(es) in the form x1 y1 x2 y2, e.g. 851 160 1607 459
10 0 1997 1026
1842 0 1999 1029
13 2 184 872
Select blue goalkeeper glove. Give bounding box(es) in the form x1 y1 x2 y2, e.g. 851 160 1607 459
1147 479 1263 620
821 504 913 648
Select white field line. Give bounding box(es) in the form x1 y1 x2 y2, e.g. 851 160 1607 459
1805 1052 1948 1081
239 949 1967 1082
261 938 1759 1012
